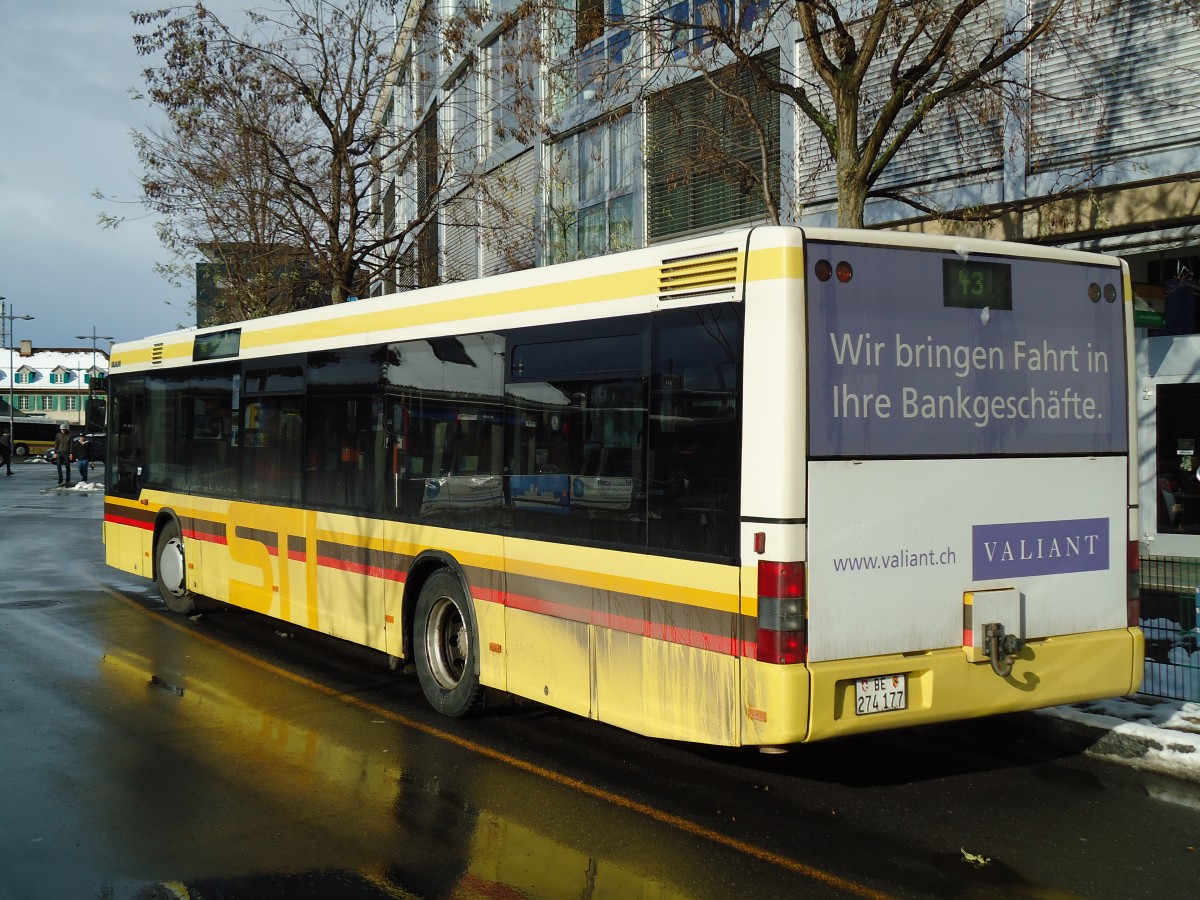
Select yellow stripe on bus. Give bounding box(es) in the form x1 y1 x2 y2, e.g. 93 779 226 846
110 243 822 370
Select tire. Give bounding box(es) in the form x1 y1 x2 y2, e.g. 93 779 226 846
14 445 27 457
413 570 484 717
155 519 195 615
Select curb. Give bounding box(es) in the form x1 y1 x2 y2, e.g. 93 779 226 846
1034 705 1200 782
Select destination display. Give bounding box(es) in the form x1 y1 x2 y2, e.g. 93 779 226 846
943 258 1012 310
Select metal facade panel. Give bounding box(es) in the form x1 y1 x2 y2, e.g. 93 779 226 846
482 149 537 277
443 189 481 283
646 51 781 241
1030 0 1200 170
794 7 1003 205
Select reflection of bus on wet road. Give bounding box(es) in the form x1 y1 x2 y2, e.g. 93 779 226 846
101 226 1142 746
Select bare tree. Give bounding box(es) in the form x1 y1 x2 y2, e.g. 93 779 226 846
546 0 1100 230
106 0 531 324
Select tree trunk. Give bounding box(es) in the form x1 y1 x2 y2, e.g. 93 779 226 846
834 85 867 229
837 174 868 229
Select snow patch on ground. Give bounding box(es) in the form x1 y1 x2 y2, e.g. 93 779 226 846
1042 698 1200 781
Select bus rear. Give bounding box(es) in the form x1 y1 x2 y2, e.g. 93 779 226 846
741 228 1142 744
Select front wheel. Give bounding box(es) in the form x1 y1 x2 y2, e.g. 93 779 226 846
155 519 195 614
413 570 484 717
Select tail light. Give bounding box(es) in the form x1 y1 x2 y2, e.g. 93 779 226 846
1127 539 1141 628
757 561 807 664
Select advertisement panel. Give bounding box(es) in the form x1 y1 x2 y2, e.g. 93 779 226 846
806 242 1127 457
805 456 1127 662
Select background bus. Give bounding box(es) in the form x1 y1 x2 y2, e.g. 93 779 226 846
101 226 1142 746
6 419 60 458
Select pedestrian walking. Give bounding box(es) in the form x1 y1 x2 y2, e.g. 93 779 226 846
1 426 11 476
74 433 93 484
53 425 72 486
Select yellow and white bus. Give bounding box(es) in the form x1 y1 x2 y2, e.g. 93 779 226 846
7 419 61 458
102 226 1143 746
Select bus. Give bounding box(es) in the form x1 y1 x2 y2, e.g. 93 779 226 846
101 226 1143 746
6 419 61 458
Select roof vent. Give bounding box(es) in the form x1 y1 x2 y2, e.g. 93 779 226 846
151 343 164 365
657 248 741 301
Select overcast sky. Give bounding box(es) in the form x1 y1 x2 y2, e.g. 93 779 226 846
0 1 241 351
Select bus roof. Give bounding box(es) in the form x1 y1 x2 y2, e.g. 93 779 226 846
111 226 1123 374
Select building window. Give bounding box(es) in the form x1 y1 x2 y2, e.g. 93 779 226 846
657 0 766 61
416 114 441 288
547 112 636 264
646 50 779 241
41 396 55 412
485 18 535 152
447 68 479 177
578 0 604 48
17 395 30 411
549 1 631 115
65 396 79 412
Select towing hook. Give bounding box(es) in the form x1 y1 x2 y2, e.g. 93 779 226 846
984 622 1024 678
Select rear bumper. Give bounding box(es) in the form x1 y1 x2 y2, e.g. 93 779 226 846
741 626 1144 745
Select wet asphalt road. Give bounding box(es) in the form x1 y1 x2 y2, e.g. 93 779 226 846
2 460 1200 899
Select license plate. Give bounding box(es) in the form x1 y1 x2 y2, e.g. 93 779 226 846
854 673 907 716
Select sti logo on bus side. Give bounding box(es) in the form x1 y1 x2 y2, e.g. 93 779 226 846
972 518 1109 580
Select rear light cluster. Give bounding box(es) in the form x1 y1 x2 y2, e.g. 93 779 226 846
756 561 807 664
814 259 853 284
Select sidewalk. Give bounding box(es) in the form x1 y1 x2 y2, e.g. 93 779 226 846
1037 696 1200 782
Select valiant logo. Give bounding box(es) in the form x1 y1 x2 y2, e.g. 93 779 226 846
972 517 1109 580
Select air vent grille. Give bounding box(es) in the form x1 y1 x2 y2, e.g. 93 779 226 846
658 248 740 300
151 343 164 365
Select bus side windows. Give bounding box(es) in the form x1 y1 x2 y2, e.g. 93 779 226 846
305 394 382 515
647 305 743 562
187 373 238 498
240 396 303 506
505 374 648 548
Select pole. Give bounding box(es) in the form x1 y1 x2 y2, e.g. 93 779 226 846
3 297 9 476
2 299 35 475
76 327 113 432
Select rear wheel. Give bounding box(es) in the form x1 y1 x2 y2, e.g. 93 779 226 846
14 445 27 457
155 520 195 615
413 570 484 717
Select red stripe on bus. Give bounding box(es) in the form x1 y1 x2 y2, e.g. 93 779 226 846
236 542 304 564
318 553 407 583
104 513 154 530
504 590 739 656
185 529 227 546
474 586 507 605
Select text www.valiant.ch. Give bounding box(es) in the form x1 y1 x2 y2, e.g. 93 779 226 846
832 546 957 573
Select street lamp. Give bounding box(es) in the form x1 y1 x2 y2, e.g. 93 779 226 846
75 326 113 431
2 298 36 476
